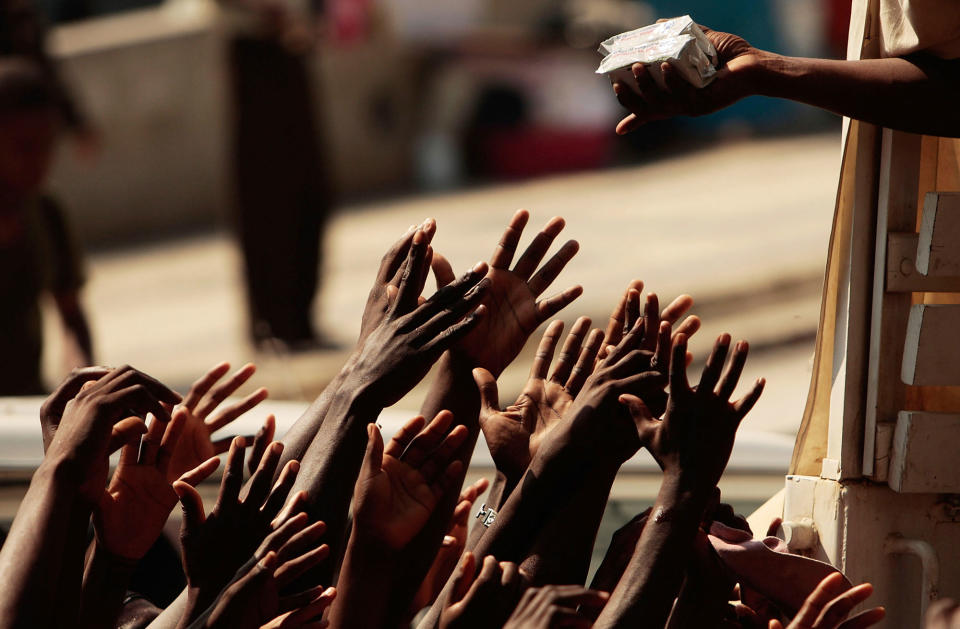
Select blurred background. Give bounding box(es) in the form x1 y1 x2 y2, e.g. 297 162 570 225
3 0 854 554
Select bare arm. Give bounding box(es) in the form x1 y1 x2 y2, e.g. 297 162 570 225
613 26 960 138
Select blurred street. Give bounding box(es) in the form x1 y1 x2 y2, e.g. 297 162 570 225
44 131 840 440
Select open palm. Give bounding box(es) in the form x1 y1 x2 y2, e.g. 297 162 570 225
434 211 582 378
474 317 603 481
354 413 467 550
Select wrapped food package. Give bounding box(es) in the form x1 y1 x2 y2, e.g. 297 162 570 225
596 16 718 90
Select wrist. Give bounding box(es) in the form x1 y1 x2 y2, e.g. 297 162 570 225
657 471 714 508
748 51 794 98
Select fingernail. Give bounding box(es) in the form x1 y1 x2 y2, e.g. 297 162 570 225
472 261 486 273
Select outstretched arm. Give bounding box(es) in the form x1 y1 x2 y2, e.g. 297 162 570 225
594 334 764 628
612 26 960 137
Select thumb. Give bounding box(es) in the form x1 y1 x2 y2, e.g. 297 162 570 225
472 368 500 418
173 480 207 534
108 417 148 454
619 394 655 435
768 621 783 629
431 252 455 289
361 423 384 480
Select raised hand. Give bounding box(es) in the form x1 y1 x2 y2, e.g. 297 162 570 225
167 362 269 482
473 317 603 481
45 365 182 504
39 366 110 452
612 26 763 134
503 585 609 629
349 226 490 407
769 572 885 629
600 280 700 361
440 553 527 629
412 477 491 613
622 333 765 493
172 435 304 624
193 514 331 629
434 210 582 377
353 412 468 550
358 219 436 344
94 411 217 560
559 315 672 464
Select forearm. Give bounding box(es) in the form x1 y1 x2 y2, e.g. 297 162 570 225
593 477 709 629
519 462 619 586
53 509 97 627
277 364 356 468
288 390 381 583
328 532 401 629
0 460 88 626
464 471 509 553
754 52 960 136
420 352 480 433
79 542 139 629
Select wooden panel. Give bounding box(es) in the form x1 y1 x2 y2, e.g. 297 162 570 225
902 304 960 385
888 411 960 492
886 233 960 292
863 129 922 478
916 192 960 276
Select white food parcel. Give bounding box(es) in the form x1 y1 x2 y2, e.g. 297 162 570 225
596 16 718 90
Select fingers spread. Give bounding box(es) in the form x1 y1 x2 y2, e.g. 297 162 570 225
550 317 590 385
512 216 565 280
384 415 427 459
490 210 530 269
530 320 565 381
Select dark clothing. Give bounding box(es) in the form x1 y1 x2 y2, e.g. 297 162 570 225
228 37 331 344
0 196 85 394
0 0 89 130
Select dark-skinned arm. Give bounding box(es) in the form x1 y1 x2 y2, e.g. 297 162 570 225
407 210 585 628
329 416 466 628
613 26 960 138
0 366 180 628
594 334 764 628
289 225 489 584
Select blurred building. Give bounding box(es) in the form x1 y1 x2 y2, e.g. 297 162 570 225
42 0 845 248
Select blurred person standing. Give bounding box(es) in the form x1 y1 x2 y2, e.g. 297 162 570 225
0 0 98 153
0 59 92 395
220 0 337 351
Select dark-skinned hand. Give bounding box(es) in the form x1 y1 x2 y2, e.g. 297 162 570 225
348 225 490 407
432 210 582 378
191 514 332 629
166 361 268 482
621 333 765 494
598 279 701 377
440 553 527 629
358 219 437 344
172 434 305 625
353 412 468 551
44 365 182 505
473 317 603 482
94 410 218 560
612 25 764 134
503 585 609 629
560 315 672 464
39 366 110 452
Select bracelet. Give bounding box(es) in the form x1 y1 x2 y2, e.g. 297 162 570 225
475 503 497 528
